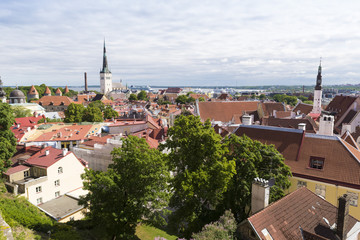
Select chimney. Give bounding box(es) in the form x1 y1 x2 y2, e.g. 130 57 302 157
45 149 50 156
84 72 88 92
242 114 253 125
336 194 350 240
298 123 306 131
251 177 270 214
318 115 334 136
62 148 68 156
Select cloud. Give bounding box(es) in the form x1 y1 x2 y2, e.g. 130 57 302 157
1 0 360 86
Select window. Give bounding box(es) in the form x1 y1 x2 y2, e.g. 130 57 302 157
309 157 324 170
315 184 326 198
24 171 29 178
36 186 42 193
347 192 358 207
297 180 307 188
58 167 63 174
54 179 60 187
55 191 60 198
37 198 42 205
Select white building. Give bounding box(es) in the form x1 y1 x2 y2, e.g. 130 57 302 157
4 147 86 206
100 41 112 95
311 60 323 115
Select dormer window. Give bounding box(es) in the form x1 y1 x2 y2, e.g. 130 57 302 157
309 156 324 170
58 167 63 174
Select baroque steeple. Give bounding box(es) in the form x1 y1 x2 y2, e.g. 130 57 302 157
315 58 322 90
100 40 111 74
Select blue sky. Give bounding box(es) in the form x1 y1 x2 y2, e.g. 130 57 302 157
1 0 360 87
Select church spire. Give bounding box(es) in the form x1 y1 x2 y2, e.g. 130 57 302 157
101 40 111 74
315 58 322 90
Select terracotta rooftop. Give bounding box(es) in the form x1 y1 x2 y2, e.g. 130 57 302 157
197 101 259 123
326 95 358 125
274 110 292 118
28 85 39 95
35 96 74 106
14 116 44 127
234 125 360 189
44 87 51 95
4 165 30 175
31 124 95 142
55 88 62 94
64 86 69 94
293 102 313 115
248 187 358 240
261 117 317 133
260 102 285 117
25 146 69 168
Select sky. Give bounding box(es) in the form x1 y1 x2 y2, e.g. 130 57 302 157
1 0 360 87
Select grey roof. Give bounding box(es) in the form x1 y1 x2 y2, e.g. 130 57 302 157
38 195 83 221
10 89 25 98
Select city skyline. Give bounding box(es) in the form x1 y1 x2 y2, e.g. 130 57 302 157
1 0 360 87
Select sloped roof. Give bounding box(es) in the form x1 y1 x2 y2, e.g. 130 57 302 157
234 125 360 189
326 95 358 125
198 101 259 123
55 88 62 94
261 117 317 133
260 102 285 117
35 96 74 106
274 111 292 118
28 85 39 95
4 165 30 175
25 146 69 168
64 86 69 94
44 87 51 95
14 116 44 127
248 187 358 240
293 102 313 115
33 124 93 142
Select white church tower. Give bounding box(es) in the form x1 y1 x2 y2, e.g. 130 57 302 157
311 59 323 114
100 40 112 95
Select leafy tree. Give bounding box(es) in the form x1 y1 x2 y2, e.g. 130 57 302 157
298 95 308 102
160 115 235 237
175 95 188 104
220 134 292 222
304 100 313 105
259 94 266 100
82 105 103 122
103 105 119 119
80 136 170 239
0 103 17 173
11 106 32 118
88 100 105 112
129 93 138 101
157 99 171 105
273 94 298 106
192 210 237 240
198 97 205 102
64 103 85 123
137 90 147 101
187 96 195 103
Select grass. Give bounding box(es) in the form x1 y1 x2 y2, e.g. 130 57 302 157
136 224 178 240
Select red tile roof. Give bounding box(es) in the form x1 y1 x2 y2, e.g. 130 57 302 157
198 101 259 123
259 102 285 117
4 165 30 175
261 117 317 133
293 102 313 115
248 187 358 240
28 85 39 95
234 125 360 189
35 96 74 106
33 124 94 142
64 86 69 94
25 146 68 168
14 116 44 127
326 95 358 125
44 87 51 95
55 88 62 94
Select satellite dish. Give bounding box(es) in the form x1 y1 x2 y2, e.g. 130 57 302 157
268 178 275 187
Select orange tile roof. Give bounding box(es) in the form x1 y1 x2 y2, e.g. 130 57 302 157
198 101 259 123
248 187 358 240
293 102 313 115
33 124 94 142
55 88 62 94
25 146 69 168
4 165 30 175
64 86 69 93
260 102 285 117
28 85 39 95
35 96 74 106
44 86 51 95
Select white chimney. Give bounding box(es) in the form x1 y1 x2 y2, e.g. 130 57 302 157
318 115 334 136
62 148 68 156
298 123 306 131
251 177 270 214
45 149 50 156
242 114 253 125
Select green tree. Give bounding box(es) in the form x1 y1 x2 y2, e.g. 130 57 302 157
82 105 103 122
198 97 205 102
175 95 188 104
192 210 237 240
103 105 119 119
304 100 313 105
160 115 235 237
11 106 32 118
187 96 195 103
137 90 147 101
259 94 266 100
0 103 17 173
88 100 105 112
129 93 138 101
220 134 292 222
64 103 85 123
298 95 308 102
80 136 170 239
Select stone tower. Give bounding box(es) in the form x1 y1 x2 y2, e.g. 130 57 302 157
311 59 323 114
100 40 112 95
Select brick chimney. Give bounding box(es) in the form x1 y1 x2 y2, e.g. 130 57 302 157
336 194 350 240
251 177 270 214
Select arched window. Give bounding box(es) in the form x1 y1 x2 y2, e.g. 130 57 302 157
58 167 63 174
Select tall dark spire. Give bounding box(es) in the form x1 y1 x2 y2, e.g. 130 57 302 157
315 58 322 90
100 40 111 74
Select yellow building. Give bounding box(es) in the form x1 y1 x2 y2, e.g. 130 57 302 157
235 125 360 220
